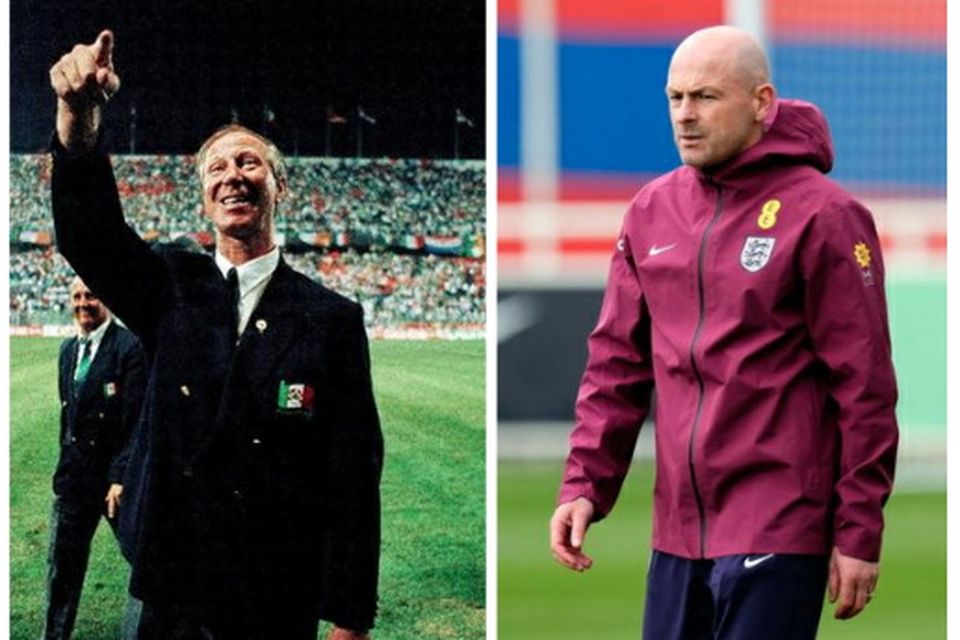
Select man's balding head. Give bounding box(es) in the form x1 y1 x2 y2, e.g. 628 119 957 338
666 26 776 169
671 26 770 91
70 277 110 335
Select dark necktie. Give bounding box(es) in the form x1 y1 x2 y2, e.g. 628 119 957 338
226 267 240 345
74 338 92 384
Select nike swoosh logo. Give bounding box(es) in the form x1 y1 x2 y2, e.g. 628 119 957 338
743 554 775 569
648 243 677 256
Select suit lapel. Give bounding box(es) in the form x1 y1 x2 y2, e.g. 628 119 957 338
204 260 309 445
234 260 306 393
62 336 79 401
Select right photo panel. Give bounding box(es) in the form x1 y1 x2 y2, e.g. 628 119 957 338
497 1 945 638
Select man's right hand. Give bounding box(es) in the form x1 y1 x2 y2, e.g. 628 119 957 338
549 497 596 571
49 29 120 150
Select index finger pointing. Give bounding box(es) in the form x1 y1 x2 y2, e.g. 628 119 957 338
92 29 114 67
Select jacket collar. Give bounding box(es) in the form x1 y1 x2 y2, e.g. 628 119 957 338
692 99 835 189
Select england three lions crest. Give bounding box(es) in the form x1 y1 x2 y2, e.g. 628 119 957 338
740 236 776 272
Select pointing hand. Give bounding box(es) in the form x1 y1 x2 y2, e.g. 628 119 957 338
50 30 121 149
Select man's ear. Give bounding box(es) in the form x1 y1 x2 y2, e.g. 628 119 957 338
275 176 288 203
754 83 776 123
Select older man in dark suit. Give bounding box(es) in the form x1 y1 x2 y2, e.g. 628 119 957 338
49 30 383 640
43 277 146 640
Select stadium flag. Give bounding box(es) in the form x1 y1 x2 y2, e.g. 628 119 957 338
18 231 53 246
425 235 463 256
464 233 485 258
325 107 346 157
456 108 475 128
230 106 240 124
358 107 378 125
401 234 425 250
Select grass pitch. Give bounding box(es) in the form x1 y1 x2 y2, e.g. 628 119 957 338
10 337 485 640
499 460 945 640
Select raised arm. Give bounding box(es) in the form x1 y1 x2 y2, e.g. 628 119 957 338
49 30 170 350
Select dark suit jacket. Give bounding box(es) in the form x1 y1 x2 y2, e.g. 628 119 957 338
51 138 384 631
55 321 146 504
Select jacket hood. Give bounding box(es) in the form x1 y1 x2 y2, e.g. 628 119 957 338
704 98 834 184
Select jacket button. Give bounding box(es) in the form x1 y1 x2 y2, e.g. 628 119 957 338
180 385 191 397
251 438 262 445
61 401 68 408
98 412 105 419
183 467 194 478
70 437 77 443
89 439 96 446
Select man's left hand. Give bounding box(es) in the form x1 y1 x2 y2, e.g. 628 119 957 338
827 546 878 619
326 626 370 640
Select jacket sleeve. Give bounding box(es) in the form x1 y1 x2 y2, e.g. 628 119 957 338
317 303 383 631
558 224 655 520
108 334 149 484
799 199 899 562
50 133 170 352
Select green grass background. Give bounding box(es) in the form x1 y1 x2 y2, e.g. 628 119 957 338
10 337 485 640
499 460 945 639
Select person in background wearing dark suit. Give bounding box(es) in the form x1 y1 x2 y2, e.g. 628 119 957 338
42 277 147 640
49 30 383 640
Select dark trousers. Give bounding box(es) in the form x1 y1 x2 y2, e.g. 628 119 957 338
643 550 829 640
42 493 138 640
136 601 319 640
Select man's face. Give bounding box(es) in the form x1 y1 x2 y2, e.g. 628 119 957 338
70 281 107 334
200 132 285 242
666 57 761 169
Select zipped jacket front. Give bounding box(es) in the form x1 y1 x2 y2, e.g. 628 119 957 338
559 99 898 562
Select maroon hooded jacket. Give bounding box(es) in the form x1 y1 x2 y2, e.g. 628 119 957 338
559 99 898 563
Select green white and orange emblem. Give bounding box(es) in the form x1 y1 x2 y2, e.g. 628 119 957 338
277 380 315 413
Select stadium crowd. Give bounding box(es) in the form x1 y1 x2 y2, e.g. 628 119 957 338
11 152 485 329
11 248 484 329
11 154 484 245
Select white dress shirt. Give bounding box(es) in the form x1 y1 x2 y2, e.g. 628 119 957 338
74 316 112 378
215 246 281 337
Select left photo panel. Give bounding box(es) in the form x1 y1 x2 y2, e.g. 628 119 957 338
10 2 486 639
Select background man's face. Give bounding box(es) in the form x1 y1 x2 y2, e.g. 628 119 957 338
70 282 107 334
200 131 285 242
666 57 759 169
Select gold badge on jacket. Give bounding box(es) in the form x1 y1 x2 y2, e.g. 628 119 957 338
757 199 780 230
854 241 875 286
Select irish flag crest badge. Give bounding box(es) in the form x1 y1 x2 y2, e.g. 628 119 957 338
277 380 316 413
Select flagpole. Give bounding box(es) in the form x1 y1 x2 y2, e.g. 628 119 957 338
129 103 137 154
356 108 363 158
325 107 332 157
454 109 460 160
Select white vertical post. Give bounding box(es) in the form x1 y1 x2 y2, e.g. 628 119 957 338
520 0 558 201
725 0 769 57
